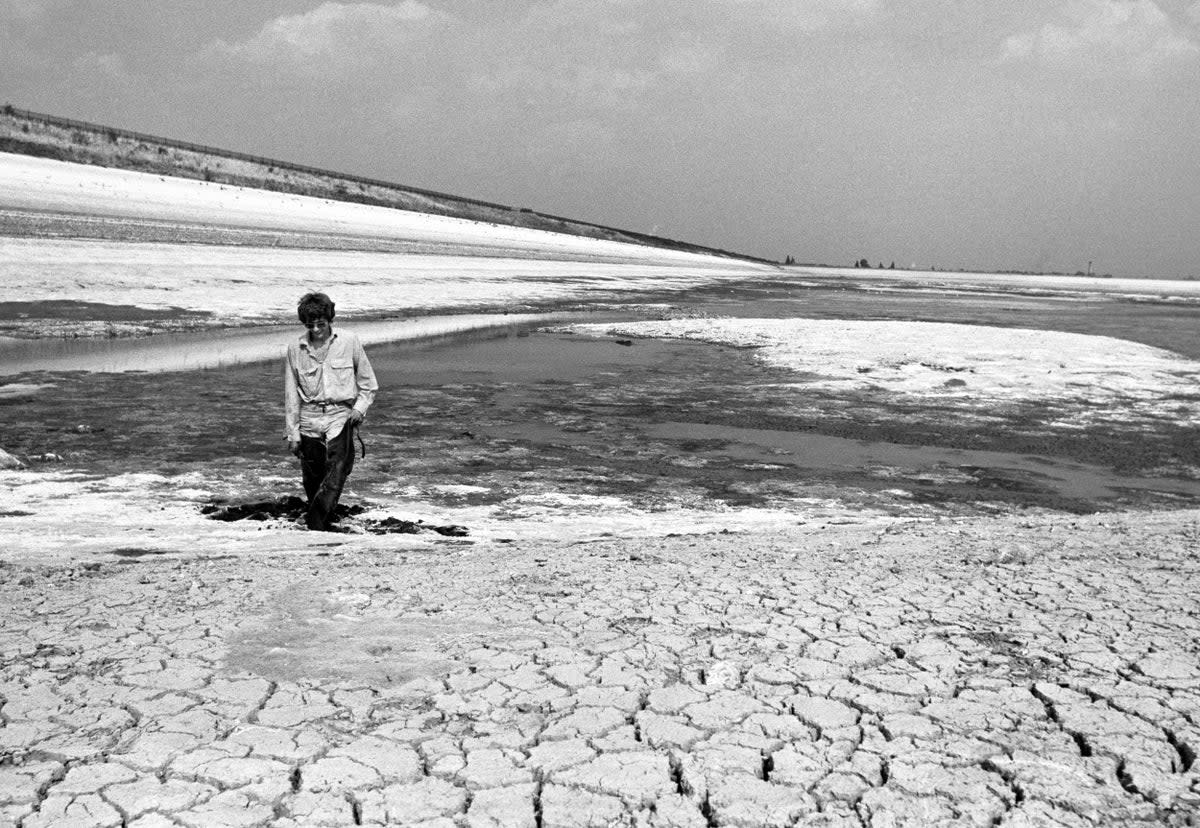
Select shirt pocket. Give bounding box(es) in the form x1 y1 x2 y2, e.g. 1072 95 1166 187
325 357 356 399
297 363 322 397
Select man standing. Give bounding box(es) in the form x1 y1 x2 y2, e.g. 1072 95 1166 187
284 292 378 531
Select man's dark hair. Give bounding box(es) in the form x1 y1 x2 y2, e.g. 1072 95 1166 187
297 292 335 323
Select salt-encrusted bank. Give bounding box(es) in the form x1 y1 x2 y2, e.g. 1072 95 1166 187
0 152 773 337
567 318 1200 430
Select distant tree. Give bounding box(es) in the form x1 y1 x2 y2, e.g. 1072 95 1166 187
784 255 796 265
890 261 895 269
2 103 13 116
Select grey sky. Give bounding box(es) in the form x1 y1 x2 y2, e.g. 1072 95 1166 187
3 0 1198 276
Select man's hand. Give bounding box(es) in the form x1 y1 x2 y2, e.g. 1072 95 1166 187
288 439 301 456
348 409 365 426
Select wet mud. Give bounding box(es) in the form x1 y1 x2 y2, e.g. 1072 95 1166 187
2 328 1198 524
202 497 468 536
106 547 174 558
2 281 1199 521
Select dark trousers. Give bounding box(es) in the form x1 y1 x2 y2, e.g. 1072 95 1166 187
299 424 356 531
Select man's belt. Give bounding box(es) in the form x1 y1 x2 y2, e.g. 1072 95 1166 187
303 400 365 457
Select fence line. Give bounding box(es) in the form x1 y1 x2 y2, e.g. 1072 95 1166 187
2 104 774 264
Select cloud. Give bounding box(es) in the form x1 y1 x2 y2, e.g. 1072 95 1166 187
186 0 888 157
462 3 665 112
209 1 442 66
201 0 882 110
657 37 721 77
471 61 657 117
0 0 57 20
1001 0 1199 73
469 0 881 114
72 51 132 81
714 0 881 32
0 0 67 74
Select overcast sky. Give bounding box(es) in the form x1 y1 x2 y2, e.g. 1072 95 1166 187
3 0 1199 276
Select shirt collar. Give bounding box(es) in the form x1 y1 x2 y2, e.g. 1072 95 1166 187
298 332 338 350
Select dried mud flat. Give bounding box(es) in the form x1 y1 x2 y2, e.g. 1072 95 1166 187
2 507 1199 827
2 318 1200 826
5 143 1200 827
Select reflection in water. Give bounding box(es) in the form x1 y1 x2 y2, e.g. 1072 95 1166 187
0 313 571 375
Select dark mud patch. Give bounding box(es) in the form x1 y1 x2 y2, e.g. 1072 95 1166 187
108 547 174 558
958 629 1056 681
201 496 358 523
201 497 468 536
364 516 469 537
0 509 35 517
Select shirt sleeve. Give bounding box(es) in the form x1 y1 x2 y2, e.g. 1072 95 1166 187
283 345 301 442
351 336 379 417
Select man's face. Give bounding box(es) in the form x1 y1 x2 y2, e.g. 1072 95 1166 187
304 316 332 344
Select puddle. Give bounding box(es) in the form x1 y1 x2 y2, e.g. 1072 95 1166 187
0 299 204 322
638 421 1200 507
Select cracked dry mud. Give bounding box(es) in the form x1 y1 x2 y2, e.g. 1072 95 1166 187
3 510 1199 827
